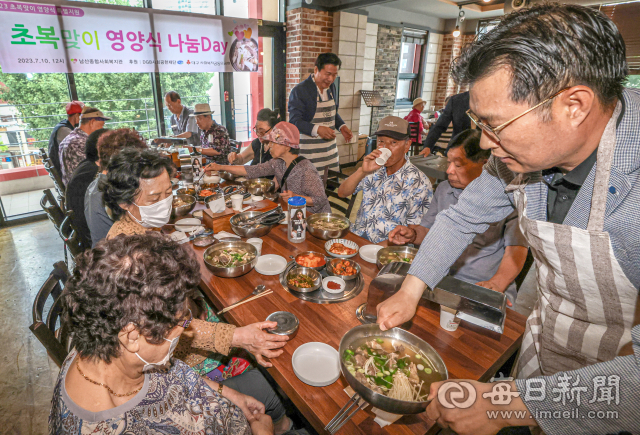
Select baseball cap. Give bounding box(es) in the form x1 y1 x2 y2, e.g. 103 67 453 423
65 101 84 115
375 116 410 140
261 122 300 149
81 109 111 121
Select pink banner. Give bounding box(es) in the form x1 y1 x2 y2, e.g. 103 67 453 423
0 1 84 16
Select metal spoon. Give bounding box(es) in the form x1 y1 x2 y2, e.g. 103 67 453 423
217 285 267 316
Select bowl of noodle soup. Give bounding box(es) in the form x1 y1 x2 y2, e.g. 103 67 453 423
307 213 350 240
338 324 448 415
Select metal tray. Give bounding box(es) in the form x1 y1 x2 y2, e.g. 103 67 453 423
279 261 364 304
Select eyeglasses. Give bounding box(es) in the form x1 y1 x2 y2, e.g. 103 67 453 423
252 125 273 137
466 88 569 143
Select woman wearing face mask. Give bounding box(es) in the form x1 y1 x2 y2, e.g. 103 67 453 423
101 150 295 434
51 234 276 434
227 108 279 166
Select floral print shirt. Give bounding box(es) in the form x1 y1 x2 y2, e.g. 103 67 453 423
200 121 232 165
49 350 251 435
351 160 433 243
59 128 88 185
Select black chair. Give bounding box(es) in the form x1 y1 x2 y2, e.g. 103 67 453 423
408 122 421 156
323 167 358 218
40 149 66 204
59 210 87 258
40 189 66 230
29 262 71 367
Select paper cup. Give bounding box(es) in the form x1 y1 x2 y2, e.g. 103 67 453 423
375 148 393 166
247 238 263 256
231 194 244 211
440 305 461 331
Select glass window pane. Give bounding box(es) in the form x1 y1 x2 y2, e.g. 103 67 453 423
151 0 216 14
396 79 413 101
74 73 156 140
0 67 69 217
399 42 417 74
159 73 222 129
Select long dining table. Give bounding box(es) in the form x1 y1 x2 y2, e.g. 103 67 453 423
186 199 528 435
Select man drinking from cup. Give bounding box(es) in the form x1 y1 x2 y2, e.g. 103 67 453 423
338 116 433 243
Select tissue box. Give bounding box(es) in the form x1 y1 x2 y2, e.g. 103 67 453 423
203 207 234 230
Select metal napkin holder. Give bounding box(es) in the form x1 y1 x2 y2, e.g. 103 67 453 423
357 264 507 334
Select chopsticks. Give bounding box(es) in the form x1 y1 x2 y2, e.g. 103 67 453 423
217 289 273 315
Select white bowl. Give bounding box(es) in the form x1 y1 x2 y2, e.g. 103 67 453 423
325 238 359 259
255 255 288 275
359 244 383 263
322 276 346 294
292 342 340 387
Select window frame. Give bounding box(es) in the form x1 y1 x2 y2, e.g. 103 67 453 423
395 29 428 107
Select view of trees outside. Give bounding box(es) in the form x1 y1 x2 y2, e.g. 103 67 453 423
626 75 640 88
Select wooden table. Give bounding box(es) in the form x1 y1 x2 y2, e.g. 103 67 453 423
188 201 527 435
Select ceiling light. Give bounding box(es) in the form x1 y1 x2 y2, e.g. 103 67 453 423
452 26 460 37
453 6 462 37
483 0 491 2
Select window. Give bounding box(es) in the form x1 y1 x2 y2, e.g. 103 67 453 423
396 29 427 105
477 19 500 36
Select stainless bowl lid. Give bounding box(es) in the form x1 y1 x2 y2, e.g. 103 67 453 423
266 311 299 335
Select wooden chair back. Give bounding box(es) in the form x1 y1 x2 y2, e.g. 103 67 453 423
29 262 71 367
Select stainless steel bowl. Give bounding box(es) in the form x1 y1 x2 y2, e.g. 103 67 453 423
203 241 258 278
171 194 196 219
220 170 238 182
326 258 361 281
339 324 448 415
176 187 197 196
293 251 328 271
285 266 322 293
241 178 276 196
307 213 351 240
376 246 418 269
230 211 278 238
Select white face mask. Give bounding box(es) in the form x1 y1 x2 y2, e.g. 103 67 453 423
135 335 180 372
128 194 172 228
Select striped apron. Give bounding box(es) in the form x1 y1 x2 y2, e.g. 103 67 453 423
510 102 636 379
298 84 340 173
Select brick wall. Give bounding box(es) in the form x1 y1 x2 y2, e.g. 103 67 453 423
433 34 474 108
285 8 334 98
371 24 402 130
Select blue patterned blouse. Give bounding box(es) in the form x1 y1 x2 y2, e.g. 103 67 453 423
351 160 433 243
49 350 251 435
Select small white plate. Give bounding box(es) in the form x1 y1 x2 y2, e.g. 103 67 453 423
325 239 359 259
359 244 383 263
292 342 340 387
175 218 203 233
322 276 346 294
255 255 288 276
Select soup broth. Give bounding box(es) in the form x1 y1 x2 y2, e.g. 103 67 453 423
343 336 443 402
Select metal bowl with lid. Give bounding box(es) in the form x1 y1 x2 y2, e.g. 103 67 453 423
376 246 418 269
307 213 351 240
241 178 276 196
171 194 196 219
285 266 322 293
230 210 280 238
266 311 299 339
203 241 258 278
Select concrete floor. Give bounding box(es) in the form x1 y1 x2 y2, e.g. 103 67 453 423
0 219 65 435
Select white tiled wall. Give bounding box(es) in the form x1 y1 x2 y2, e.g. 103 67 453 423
334 11 367 163
421 32 443 109
359 21 378 137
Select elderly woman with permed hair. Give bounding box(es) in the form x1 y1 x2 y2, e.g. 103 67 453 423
50 234 282 434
